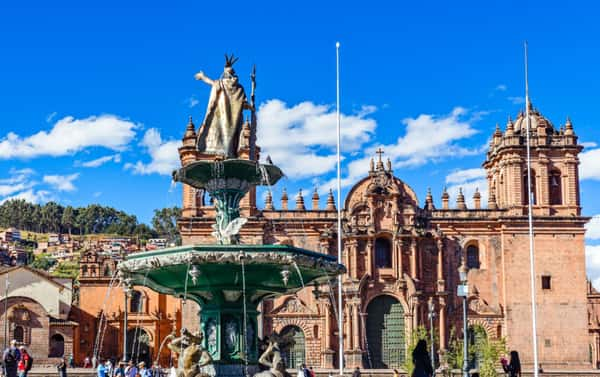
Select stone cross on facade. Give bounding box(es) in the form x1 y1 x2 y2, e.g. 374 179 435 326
375 147 385 161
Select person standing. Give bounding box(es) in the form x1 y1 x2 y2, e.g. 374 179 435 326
68 354 74 368
138 362 151 377
297 364 305 377
126 360 138 377
411 339 433 377
502 351 522 377
97 359 107 377
57 357 67 377
3 340 21 377
17 346 33 377
352 367 361 377
113 362 126 377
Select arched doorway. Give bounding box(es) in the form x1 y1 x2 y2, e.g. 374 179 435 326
126 328 152 364
49 334 65 357
281 325 305 369
365 295 405 368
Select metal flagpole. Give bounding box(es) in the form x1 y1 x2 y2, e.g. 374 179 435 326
335 41 344 376
524 40 540 377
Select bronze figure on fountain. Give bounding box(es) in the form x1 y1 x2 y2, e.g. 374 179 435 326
166 328 214 377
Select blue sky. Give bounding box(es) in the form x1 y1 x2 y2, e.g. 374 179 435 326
1 1 600 281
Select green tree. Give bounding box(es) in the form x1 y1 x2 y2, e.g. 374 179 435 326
152 206 182 244
61 206 76 236
30 253 57 270
404 325 432 375
51 261 80 280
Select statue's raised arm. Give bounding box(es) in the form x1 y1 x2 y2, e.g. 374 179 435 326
194 71 215 86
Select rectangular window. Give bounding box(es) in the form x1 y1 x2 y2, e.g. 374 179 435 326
541 275 551 290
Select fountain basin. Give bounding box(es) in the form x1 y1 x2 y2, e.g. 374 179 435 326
119 244 345 366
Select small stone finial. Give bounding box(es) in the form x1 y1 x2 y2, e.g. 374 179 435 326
456 187 467 210
473 188 481 209
296 189 306 210
369 158 375 173
505 115 514 135
326 188 336 211
441 187 449 210
312 188 320 210
386 158 392 172
265 190 273 210
183 116 196 142
488 187 498 210
425 187 434 210
565 116 574 135
281 188 289 210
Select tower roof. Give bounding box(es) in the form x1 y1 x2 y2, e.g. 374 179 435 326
511 103 554 134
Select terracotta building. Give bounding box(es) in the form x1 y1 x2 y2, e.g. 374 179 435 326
75 250 191 366
174 104 590 370
0 266 77 365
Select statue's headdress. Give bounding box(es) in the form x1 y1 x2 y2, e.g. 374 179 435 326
224 54 239 68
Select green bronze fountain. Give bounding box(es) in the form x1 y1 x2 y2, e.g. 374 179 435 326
118 55 345 377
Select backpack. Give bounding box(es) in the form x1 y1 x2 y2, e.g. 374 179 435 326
4 348 18 366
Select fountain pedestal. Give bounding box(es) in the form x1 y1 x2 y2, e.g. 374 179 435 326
119 159 345 377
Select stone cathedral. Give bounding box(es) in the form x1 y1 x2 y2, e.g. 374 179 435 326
174 102 590 371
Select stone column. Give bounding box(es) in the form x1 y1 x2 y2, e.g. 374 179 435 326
345 304 352 350
366 239 374 277
410 238 418 280
320 297 334 368
352 300 360 350
438 297 447 350
395 237 403 278
437 239 445 292
565 154 580 209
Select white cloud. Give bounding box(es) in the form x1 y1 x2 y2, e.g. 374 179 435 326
581 142 598 149
257 99 376 178
587 216 600 240
187 96 200 108
586 245 600 290
446 168 486 185
495 84 507 91
78 153 122 168
444 168 488 208
43 173 80 192
580 148 600 180
0 189 53 204
46 112 57 123
507 96 525 105
0 115 138 159
0 168 36 197
125 129 181 175
321 107 480 190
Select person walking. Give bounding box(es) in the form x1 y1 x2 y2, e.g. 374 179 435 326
411 339 433 377
297 364 306 377
57 357 67 377
352 367 361 377
68 354 74 368
393 369 399 377
3 340 21 377
502 351 521 377
17 346 33 377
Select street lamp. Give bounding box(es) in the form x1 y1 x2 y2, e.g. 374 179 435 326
427 297 436 376
457 262 469 377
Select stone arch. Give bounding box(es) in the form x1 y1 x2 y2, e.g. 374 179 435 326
462 238 485 270
49 333 65 357
363 294 406 368
280 325 306 369
467 318 494 338
273 318 312 339
126 327 153 364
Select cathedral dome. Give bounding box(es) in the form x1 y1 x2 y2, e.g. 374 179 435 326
512 103 554 134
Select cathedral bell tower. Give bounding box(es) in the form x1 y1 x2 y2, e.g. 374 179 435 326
483 103 582 216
